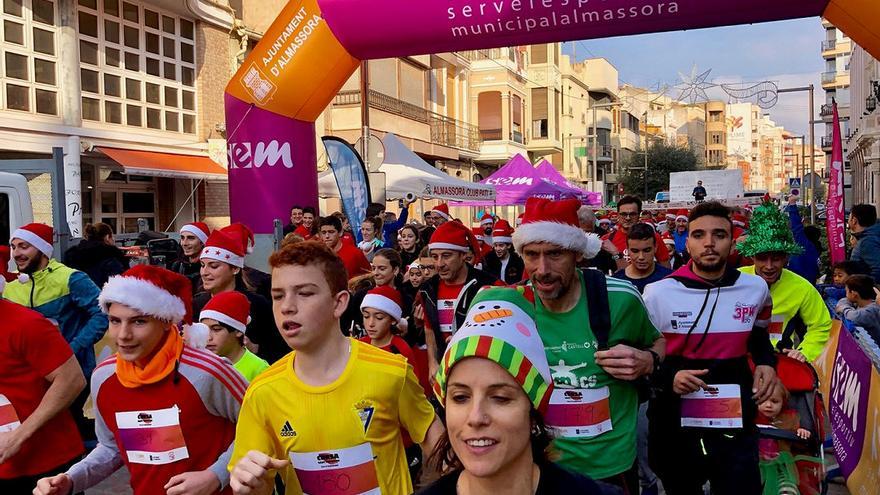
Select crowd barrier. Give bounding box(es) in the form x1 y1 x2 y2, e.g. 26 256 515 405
813 314 880 493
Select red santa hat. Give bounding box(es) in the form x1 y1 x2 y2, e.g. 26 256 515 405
732 213 748 228
431 203 451 221
665 210 676 220
200 230 246 268
429 221 481 256
597 217 612 226
512 198 602 259
222 223 255 254
12 223 54 258
179 222 210 244
479 212 494 226
675 209 689 221
491 219 514 244
99 265 193 324
515 213 524 227
200 291 251 333
471 227 486 243
360 285 403 322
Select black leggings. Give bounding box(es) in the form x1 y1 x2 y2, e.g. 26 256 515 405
649 422 761 495
598 461 640 495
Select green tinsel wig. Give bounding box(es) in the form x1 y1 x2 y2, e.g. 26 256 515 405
737 200 804 257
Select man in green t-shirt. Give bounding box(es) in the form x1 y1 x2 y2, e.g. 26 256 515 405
199 291 270 381
512 197 665 494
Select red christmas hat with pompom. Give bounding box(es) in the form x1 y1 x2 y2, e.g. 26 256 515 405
99 264 193 324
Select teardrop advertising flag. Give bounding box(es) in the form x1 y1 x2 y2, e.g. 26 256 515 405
827 101 846 265
323 137 371 239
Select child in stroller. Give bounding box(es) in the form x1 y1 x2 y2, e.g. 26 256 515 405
754 355 826 495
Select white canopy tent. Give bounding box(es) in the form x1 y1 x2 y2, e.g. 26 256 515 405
319 133 495 201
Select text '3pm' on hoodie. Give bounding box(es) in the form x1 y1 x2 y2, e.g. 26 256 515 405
642 263 776 428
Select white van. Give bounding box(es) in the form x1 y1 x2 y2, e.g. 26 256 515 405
0 171 34 272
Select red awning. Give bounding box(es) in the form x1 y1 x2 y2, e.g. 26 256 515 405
97 147 227 181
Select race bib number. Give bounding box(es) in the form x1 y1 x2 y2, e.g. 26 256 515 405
544 387 612 438
116 406 189 465
438 298 456 335
769 314 786 343
681 384 743 429
0 395 21 432
290 443 380 495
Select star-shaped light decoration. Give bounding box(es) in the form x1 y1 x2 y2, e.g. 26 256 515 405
675 66 715 104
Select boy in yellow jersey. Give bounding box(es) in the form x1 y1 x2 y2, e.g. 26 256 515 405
229 241 443 495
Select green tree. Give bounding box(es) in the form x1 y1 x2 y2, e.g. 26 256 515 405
619 142 700 199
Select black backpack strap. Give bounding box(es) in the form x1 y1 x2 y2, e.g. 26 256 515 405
581 268 611 349
779 313 806 351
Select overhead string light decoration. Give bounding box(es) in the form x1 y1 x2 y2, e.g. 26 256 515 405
674 65 780 110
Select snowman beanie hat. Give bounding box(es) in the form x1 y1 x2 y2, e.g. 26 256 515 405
433 286 553 413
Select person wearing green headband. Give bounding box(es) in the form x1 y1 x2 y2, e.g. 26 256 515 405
738 200 831 362
421 286 617 495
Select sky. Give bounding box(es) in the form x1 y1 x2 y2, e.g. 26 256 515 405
563 18 828 136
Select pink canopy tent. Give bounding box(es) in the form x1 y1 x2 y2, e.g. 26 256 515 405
535 160 601 205
454 154 598 206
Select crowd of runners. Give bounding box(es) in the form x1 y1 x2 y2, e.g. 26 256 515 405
2 193 879 494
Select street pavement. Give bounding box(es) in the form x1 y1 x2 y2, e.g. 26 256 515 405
85 467 131 495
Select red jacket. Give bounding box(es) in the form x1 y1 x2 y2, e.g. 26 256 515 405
336 242 372 280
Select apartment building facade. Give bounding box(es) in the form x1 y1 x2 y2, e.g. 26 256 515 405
0 0 245 238
846 43 880 206
820 18 852 204
705 101 727 168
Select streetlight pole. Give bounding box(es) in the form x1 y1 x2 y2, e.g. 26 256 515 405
783 134 805 206
777 85 815 222
360 61 370 168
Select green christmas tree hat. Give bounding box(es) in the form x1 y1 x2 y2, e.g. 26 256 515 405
737 199 804 257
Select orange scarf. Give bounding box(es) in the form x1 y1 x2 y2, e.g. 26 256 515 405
116 327 184 388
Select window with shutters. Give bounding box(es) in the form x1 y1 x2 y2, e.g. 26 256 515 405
1 0 59 115
478 91 501 141
399 60 424 107
77 0 196 133
369 58 397 99
530 44 547 64
512 94 522 143
532 87 548 139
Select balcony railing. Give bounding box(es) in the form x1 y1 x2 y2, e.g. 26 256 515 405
334 89 481 152
821 72 837 84
820 103 834 117
430 113 481 153
821 136 833 149
821 40 837 51
583 144 613 159
461 48 518 64
335 89 429 123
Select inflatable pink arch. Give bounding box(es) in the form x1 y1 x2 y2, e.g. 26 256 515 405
225 0 879 232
